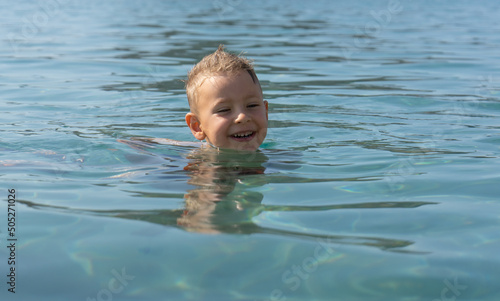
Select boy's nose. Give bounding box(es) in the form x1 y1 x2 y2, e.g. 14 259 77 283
234 111 250 123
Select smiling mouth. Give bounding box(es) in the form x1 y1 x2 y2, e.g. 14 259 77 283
230 131 256 140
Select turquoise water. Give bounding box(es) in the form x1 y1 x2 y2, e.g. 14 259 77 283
1 0 500 300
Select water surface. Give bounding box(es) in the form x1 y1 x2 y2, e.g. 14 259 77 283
1 0 499 300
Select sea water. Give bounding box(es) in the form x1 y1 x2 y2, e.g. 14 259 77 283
1 0 499 300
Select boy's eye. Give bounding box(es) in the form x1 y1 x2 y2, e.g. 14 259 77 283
247 103 260 108
216 108 230 113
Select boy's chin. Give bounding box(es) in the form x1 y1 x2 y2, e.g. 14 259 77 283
207 135 265 152
228 134 266 152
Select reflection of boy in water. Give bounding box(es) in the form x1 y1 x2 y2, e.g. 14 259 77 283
178 147 267 233
184 45 268 152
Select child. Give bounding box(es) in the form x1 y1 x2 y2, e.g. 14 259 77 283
119 45 268 152
184 45 268 152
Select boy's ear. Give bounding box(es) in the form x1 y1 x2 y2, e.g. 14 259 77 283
185 112 206 141
264 100 269 120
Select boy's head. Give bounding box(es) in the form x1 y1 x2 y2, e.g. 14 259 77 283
185 45 268 151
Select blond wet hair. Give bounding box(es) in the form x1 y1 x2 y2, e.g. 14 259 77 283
185 45 261 113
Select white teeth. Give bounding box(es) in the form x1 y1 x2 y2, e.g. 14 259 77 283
233 131 253 138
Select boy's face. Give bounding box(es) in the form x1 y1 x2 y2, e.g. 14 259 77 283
186 71 268 151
